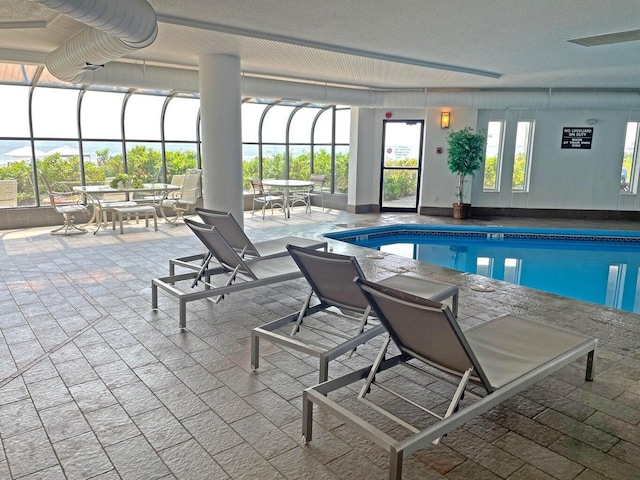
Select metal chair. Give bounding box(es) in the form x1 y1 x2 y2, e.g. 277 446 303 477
289 174 326 213
250 179 284 219
308 174 327 211
160 168 201 224
39 171 89 235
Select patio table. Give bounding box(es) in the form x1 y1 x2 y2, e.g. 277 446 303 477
262 179 313 218
73 183 181 233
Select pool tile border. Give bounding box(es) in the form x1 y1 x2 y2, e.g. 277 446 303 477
327 226 640 244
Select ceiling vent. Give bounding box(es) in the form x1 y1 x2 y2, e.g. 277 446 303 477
568 29 640 46
30 0 157 82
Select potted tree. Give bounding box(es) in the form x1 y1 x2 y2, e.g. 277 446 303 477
446 126 486 219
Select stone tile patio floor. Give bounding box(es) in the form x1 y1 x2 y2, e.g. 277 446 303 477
0 208 639 479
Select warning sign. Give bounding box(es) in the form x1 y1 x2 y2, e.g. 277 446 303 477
561 127 593 149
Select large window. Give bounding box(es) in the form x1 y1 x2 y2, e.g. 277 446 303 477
241 100 350 194
32 87 80 138
0 63 350 210
512 121 534 191
0 85 30 137
483 121 504 191
621 122 639 193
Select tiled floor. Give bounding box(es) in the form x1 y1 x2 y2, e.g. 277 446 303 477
1 208 639 479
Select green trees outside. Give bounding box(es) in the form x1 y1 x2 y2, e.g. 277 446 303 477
622 152 633 188
382 158 418 201
241 148 349 194
512 152 527 190
483 156 497 189
2 145 352 206
0 146 198 206
483 154 527 190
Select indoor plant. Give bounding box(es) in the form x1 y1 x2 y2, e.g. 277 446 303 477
110 173 143 189
446 127 486 219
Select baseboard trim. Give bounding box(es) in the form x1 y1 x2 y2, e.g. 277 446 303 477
347 204 379 214
419 206 640 220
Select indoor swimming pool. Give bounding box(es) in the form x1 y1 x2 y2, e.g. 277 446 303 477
326 224 640 313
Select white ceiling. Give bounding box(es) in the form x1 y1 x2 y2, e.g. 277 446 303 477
0 0 639 91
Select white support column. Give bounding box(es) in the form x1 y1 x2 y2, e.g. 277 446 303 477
347 107 379 213
199 54 244 226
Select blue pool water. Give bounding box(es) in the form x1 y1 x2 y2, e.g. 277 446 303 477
325 225 640 313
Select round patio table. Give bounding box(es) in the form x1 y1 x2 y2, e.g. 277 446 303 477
261 179 313 218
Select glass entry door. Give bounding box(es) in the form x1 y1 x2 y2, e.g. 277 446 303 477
380 120 424 211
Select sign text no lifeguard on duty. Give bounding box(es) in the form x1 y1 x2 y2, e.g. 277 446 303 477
561 127 593 149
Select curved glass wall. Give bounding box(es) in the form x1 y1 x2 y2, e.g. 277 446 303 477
242 101 350 193
0 63 350 209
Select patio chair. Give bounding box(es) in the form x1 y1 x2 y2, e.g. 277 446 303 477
0 179 18 207
169 207 327 276
92 177 137 233
152 219 305 328
289 174 326 213
302 277 597 480
161 168 201 224
250 179 284 219
251 245 459 382
39 171 89 235
142 173 185 203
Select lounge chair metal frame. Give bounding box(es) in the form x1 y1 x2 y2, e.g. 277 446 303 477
302 277 597 480
169 208 327 276
152 219 325 328
251 245 459 382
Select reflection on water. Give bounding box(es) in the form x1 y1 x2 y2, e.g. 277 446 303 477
377 237 640 313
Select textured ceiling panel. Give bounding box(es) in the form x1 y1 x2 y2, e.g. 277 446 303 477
0 0 638 90
0 0 53 21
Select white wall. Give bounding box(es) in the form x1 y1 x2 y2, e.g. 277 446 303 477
349 107 432 209
349 103 640 213
421 108 479 208
471 109 640 211
348 107 378 209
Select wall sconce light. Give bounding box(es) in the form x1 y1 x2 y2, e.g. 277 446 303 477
441 112 450 129
585 118 598 125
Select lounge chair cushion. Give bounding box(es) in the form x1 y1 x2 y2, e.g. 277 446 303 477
465 314 593 389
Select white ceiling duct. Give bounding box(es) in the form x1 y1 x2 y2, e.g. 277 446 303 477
240 77 640 110
30 0 157 83
81 62 640 111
